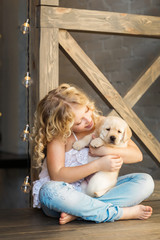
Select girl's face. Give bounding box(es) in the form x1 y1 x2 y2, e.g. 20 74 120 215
71 105 94 133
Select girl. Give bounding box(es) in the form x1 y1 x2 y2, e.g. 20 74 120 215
32 83 154 225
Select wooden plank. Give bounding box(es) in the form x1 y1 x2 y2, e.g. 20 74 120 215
109 56 160 117
35 0 59 6
0 201 160 240
30 1 41 187
39 27 59 100
123 56 160 108
38 7 160 38
30 27 59 186
59 30 160 163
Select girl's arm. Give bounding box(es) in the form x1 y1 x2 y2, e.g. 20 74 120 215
89 139 143 164
47 138 123 183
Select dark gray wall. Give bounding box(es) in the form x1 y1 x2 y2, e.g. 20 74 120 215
0 0 27 154
0 0 30 209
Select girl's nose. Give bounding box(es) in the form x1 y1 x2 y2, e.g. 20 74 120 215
84 112 92 123
85 117 91 123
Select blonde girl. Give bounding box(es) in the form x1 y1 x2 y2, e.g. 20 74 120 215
32 83 154 224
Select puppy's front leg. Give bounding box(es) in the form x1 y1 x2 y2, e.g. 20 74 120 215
90 137 104 148
73 133 93 150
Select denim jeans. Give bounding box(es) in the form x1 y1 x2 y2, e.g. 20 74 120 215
39 173 154 223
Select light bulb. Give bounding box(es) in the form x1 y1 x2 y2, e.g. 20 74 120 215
22 72 33 88
20 124 29 142
20 19 30 34
21 176 31 193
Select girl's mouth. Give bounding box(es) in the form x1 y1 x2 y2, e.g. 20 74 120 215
86 121 94 129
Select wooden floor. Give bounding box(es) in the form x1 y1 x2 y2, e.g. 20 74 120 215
0 200 159 240
0 181 160 240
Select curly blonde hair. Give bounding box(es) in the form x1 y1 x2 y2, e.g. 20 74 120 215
32 83 100 168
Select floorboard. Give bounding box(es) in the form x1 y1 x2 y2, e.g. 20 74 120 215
0 200 159 240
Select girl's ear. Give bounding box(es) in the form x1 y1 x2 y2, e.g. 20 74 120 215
123 125 132 142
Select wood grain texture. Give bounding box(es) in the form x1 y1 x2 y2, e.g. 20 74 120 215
59 30 160 163
39 7 160 38
0 200 159 240
35 0 59 6
30 4 59 185
39 28 59 100
123 56 160 108
30 2 41 186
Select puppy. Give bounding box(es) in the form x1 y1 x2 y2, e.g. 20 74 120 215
73 116 132 197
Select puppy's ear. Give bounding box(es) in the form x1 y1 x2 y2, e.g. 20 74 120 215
96 118 106 136
123 125 132 143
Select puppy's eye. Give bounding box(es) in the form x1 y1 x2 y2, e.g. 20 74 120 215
106 128 110 131
118 130 122 133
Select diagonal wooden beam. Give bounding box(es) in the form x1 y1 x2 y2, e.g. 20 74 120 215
59 29 160 163
123 56 160 108
38 7 160 38
109 56 160 117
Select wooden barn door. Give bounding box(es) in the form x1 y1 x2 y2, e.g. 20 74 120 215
30 1 160 182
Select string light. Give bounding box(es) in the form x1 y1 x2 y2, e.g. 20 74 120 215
21 176 31 193
20 19 30 34
20 124 30 142
20 0 32 194
22 72 33 88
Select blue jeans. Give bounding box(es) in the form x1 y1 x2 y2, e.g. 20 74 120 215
39 173 154 223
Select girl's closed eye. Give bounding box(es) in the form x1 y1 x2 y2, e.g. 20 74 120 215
76 121 82 126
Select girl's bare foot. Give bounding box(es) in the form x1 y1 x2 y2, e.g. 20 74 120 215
121 205 152 220
59 212 77 225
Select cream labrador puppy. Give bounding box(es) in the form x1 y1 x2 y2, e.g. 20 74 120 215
73 116 132 197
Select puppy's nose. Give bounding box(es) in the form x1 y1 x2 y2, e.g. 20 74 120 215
110 136 116 142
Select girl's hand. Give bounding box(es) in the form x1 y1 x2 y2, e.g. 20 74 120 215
96 155 123 172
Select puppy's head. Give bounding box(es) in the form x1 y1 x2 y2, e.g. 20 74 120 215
99 116 132 147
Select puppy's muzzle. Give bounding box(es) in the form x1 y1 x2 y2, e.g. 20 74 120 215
110 135 116 143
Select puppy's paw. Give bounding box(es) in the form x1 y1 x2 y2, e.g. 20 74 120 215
73 141 84 151
90 138 104 148
94 189 107 197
